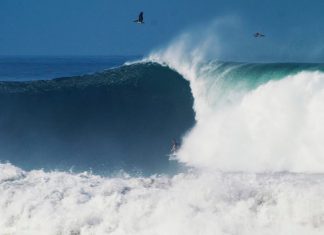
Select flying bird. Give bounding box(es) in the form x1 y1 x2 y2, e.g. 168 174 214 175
254 32 265 37
133 12 144 24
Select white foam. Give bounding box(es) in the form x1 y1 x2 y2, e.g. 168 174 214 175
178 71 324 172
148 32 324 173
1 163 324 234
0 163 25 183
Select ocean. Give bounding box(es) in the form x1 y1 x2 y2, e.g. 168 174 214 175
0 56 136 81
1 52 324 234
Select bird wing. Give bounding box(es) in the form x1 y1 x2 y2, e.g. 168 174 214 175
139 12 143 22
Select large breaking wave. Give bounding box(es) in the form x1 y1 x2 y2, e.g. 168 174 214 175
2 37 324 233
148 39 324 173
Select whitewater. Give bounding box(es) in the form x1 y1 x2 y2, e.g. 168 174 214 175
1 163 324 235
148 38 324 172
1 37 324 234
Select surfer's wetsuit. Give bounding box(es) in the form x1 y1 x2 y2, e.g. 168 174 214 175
171 140 180 153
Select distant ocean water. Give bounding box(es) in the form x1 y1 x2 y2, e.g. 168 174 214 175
0 56 138 81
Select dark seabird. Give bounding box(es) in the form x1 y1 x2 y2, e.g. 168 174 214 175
254 32 265 37
133 12 144 24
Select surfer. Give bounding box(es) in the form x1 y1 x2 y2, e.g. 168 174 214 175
254 32 265 37
171 139 180 153
133 12 144 24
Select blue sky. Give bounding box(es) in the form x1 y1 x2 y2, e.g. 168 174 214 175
0 0 323 61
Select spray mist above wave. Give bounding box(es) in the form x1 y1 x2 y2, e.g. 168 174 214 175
146 22 324 173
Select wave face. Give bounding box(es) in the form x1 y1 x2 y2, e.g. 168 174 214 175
0 63 195 175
